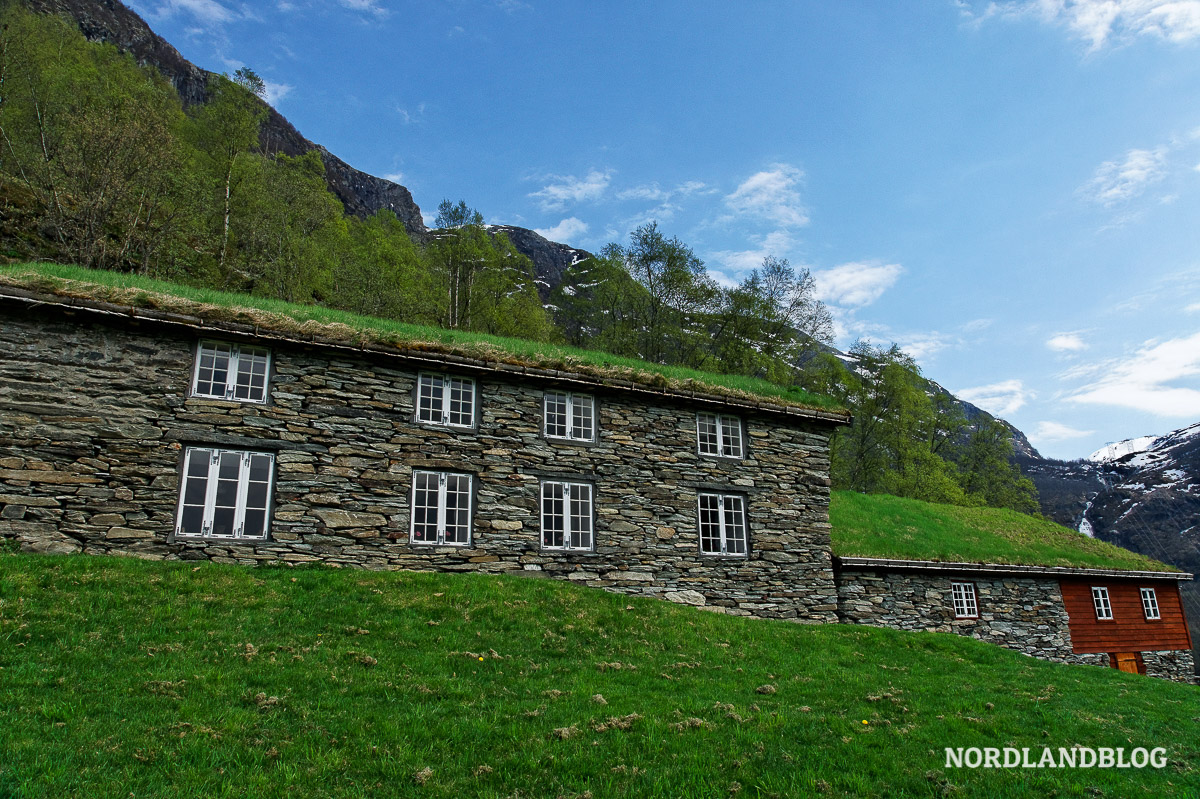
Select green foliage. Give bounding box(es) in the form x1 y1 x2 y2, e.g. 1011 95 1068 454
818 340 1040 512
830 490 1174 571
0 553 1195 798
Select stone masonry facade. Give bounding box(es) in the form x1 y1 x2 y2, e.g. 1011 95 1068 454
0 292 844 621
836 566 1195 684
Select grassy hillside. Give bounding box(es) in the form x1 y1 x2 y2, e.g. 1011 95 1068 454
1 548 1196 798
0 263 838 413
830 491 1178 572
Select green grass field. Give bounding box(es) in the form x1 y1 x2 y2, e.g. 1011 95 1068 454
1 548 1196 798
830 491 1175 572
0 263 838 412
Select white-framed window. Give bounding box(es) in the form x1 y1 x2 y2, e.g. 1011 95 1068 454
540 480 594 550
951 581 978 618
416 373 475 428
1140 587 1161 620
697 493 748 556
1091 586 1114 620
543 392 596 442
696 413 743 459
176 447 274 539
411 470 473 546
191 340 271 403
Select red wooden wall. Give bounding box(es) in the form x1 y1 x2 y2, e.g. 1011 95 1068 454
1060 580 1192 654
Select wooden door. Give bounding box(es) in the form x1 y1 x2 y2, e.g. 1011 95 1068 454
1110 652 1143 674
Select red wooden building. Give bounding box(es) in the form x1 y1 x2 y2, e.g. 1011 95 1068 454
1059 578 1193 675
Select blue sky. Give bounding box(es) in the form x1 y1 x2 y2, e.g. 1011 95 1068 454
128 0 1200 460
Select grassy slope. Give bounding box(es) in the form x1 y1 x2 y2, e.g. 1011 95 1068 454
1 549 1197 799
830 491 1176 572
0 263 838 412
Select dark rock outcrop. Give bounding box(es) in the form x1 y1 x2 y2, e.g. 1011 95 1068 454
486 225 592 301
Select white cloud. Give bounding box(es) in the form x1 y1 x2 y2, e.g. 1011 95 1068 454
708 230 798 280
152 0 235 24
956 379 1030 417
1186 302 1200 313
262 81 293 106
1065 331 1200 416
1080 147 1167 206
973 1 1200 49
1047 332 1088 352
898 333 952 363
813 261 904 308
396 103 427 124
534 217 589 243
724 164 809 228
1031 421 1095 443
529 169 612 212
382 171 405 184
618 180 711 203
339 0 388 16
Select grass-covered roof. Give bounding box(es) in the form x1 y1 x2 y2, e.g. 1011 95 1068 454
830 491 1180 573
0 263 845 419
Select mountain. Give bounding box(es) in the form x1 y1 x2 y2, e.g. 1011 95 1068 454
1019 423 1200 668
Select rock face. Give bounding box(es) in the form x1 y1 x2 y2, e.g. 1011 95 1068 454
0 288 844 622
23 0 428 238
486 225 592 301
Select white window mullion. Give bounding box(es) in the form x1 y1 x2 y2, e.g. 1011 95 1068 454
232 452 251 537
718 495 729 554
437 473 448 544
202 449 220 536
225 349 238 399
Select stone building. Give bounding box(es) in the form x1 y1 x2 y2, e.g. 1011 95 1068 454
0 276 1193 683
0 283 848 621
835 557 1194 683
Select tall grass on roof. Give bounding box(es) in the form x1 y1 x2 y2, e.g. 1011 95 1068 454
0 263 841 412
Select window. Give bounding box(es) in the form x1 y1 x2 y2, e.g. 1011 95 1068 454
697 493 748 556
1091 586 1113 620
696 413 743 459
176 447 274 539
540 481 594 550
544 392 596 442
191 341 270 403
951 581 978 618
1140 587 1160 620
411 471 473 546
417 373 475 427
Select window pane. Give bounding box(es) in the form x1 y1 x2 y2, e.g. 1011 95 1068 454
542 482 564 548
572 396 595 441
720 416 743 458
194 343 232 397
418 375 442 423
412 472 439 542
697 414 719 455
242 509 267 538
180 506 205 535
545 393 568 439
444 474 472 544
234 347 270 402
448 378 474 427
698 494 721 553
569 483 592 549
723 496 746 554
211 506 236 537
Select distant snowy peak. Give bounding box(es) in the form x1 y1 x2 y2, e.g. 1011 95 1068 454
1087 422 1200 469
1088 435 1158 464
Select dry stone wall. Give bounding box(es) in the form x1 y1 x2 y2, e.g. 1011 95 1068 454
0 299 840 621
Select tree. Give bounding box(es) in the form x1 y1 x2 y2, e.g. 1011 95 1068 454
606 222 718 365
0 5 187 271
187 69 268 279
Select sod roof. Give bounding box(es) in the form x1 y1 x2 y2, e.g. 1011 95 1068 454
829 491 1183 575
0 264 847 423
